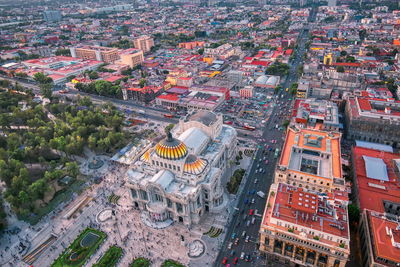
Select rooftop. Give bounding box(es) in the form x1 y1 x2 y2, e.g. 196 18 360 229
353 146 400 213
366 210 400 264
263 183 349 239
279 127 342 179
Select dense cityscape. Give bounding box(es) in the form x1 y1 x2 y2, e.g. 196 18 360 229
0 0 400 266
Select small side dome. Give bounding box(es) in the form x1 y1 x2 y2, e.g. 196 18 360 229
184 154 207 175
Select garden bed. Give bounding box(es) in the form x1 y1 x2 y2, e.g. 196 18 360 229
130 257 151 267
162 259 186 267
51 228 106 267
93 246 123 267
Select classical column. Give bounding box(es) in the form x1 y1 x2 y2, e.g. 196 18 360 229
314 252 320 266
292 245 297 260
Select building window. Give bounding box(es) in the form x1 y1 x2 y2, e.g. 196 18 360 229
176 203 183 213
140 190 148 200
167 198 172 208
177 166 180 171
131 189 137 198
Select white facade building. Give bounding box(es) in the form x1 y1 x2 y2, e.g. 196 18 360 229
126 111 237 226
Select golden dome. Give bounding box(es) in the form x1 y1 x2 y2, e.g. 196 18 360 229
155 132 188 160
184 155 207 174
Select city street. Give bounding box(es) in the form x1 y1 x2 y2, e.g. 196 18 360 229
214 8 316 266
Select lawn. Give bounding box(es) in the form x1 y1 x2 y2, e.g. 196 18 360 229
51 228 106 267
93 246 123 267
130 257 151 267
162 259 186 267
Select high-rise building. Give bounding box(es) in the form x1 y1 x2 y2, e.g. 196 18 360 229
43 10 62 22
119 48 144 68
70 46 120 63
328 0 337 7
133 36 154 53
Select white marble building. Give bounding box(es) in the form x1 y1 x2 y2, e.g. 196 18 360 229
126 111 237 226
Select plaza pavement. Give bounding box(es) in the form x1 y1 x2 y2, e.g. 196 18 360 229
0 153 251 267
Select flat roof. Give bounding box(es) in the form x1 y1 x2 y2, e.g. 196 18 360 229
353 146 400 213
355 140 393 153
263 183 349 239
279 127 342 179
367 211 400 263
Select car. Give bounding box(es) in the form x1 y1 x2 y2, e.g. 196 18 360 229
259 168 262 172
241 230 246 238
265 160 269 164
246 220 250 227
251 189 256 195
227 242 233 249
240 252 245 259
254 179 258 184
245 235 250 242
251 198 255 204
231 233 236 239
255 169 258 174
234 237 239 245
243 214 247 221
248 191 252 195
249 209 254 215
230 250 236 257
222 257 228 264
256 164 260 168
245 254 251 262
251 217 256 224
244 199 249 205
233 257 239 264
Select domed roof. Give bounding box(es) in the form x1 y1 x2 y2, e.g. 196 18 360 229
155 132 188 160
184 154 207 175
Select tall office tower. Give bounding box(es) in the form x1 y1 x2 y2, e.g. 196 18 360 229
133 36 155 53
328 0 337 7
43 10 62 22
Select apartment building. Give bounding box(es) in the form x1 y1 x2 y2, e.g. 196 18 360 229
70 45 120 63
133 35 154 53
259 183 350 267
119 48 144 68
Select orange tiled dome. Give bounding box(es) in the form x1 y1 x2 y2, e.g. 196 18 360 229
184 155 207 174
155 132 188 160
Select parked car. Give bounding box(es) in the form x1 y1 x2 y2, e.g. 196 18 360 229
249 209 254 215
222 257 228 264
245 235 250 242
240 252 245 259
233 257 239 265
227 242 233 249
